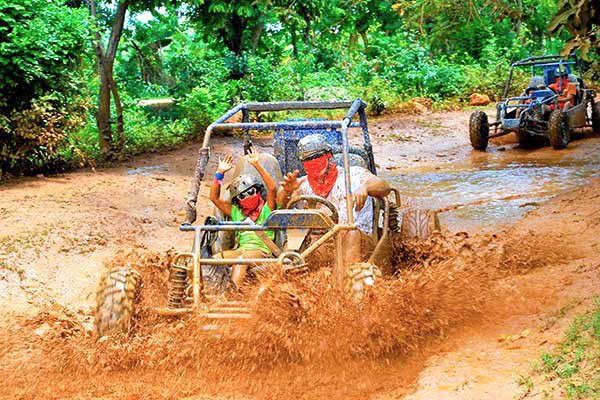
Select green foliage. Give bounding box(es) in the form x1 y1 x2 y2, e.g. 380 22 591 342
0 0 89 111
60 106 194 166
549 0 599 61
123 108 193 154
0 0 90 174
179 85 233 129
2 0 595 176
535 300 600 398
0 94 89 174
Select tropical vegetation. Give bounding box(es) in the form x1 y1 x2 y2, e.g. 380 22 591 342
0 0 597 175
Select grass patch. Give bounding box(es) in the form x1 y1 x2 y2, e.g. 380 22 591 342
541 299 582 331
529 299 600 399
0 260 25 280
418 119 445 129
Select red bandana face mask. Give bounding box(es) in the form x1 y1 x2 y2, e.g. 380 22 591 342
303 153 338 198
238 192 264 221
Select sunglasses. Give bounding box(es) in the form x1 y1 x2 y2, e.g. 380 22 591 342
236 186 258 200
302 152 327 162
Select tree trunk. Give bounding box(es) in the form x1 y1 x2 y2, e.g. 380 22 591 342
90 0 112 157
228 14 245 56
360 31 369 56
89 0 129 160
108 70 124 154
303 16 312 49
250 16 264 53
97 69 112 157
290 26 299 58
131 40 150 83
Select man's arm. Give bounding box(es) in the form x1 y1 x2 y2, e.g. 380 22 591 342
353 171 391 211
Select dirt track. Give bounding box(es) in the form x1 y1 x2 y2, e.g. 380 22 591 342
1 108 600 399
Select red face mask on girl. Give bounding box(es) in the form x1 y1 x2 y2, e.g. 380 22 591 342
237 188 264 221
303 153 338 198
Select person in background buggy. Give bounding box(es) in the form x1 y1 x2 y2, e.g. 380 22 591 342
548 68 577 111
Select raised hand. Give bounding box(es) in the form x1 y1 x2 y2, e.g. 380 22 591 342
282 169 305 195
247 146 260 166
217 154 234 174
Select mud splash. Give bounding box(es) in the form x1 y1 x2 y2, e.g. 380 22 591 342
0 229 574 399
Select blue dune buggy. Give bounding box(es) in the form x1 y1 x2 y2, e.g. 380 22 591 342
469 54 600 150
94 100 441 335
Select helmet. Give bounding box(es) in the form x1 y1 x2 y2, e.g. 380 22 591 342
297 134 332 161
229 174 263 200
555 67 569 77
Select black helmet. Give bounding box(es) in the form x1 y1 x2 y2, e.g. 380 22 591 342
297 134 332 161
229 174 262 200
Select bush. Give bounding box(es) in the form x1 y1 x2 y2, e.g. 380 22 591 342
179 84 234 130
0 95 88 175
0 0 89 175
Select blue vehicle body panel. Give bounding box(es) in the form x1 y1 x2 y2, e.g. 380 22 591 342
273 119 343 176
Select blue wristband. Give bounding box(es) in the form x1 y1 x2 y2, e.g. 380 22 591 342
215 171 225 180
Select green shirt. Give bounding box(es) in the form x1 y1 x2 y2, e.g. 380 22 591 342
231 204 274 254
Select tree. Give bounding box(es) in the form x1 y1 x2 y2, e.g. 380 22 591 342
549 0 600 62
188 0 267 57
89 0 176 159
271 0 325 57
0 0 88 112
0 0 89 174
89 0 129 159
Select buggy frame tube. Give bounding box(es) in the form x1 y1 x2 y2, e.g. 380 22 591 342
340 99 367 224
368 199 390 264
185 223 355 305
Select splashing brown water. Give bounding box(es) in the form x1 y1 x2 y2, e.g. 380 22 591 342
0 230 574 399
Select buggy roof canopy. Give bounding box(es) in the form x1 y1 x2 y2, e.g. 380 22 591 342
510 54 578 68
205 100 364 137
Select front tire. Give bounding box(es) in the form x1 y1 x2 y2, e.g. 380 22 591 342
469 111 490 151
400 209 440 239
344 262 381 301
548 110 570 149
95 266 142 337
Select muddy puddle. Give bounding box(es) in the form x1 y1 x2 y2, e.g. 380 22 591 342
386 138 600 232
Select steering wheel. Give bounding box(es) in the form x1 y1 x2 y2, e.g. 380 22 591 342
286 195 339 224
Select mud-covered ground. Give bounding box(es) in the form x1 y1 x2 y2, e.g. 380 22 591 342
1 108 600 399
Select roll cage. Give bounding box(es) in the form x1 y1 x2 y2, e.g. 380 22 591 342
502 54 584 99
183 99 375 227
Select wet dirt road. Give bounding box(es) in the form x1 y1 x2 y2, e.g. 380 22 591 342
386 136 600 232
1 107 600 399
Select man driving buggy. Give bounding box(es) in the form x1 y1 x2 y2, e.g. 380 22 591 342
277 134 391 265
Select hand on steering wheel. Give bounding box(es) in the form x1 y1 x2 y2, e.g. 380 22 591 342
286 195 339 224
